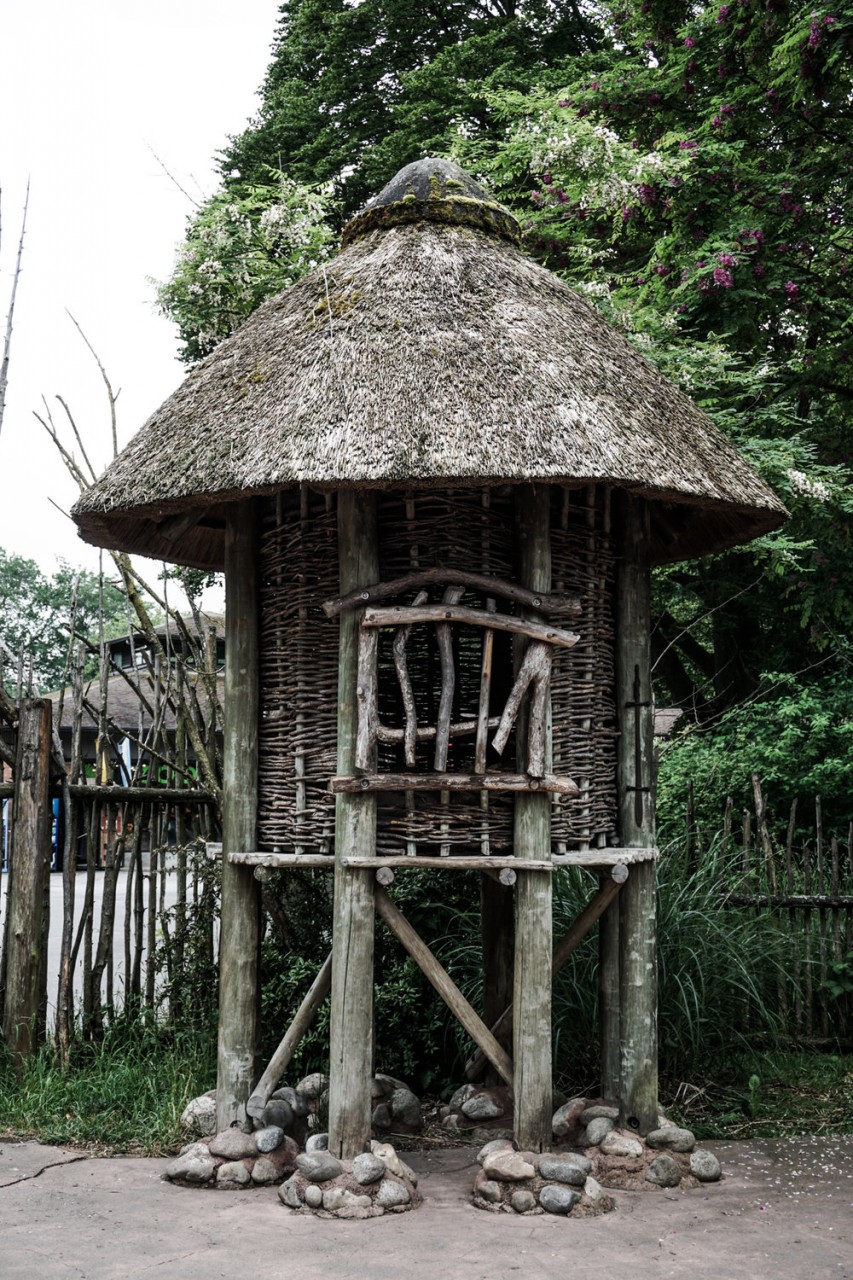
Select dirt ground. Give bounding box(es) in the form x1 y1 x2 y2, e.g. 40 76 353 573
1 1134 850 1279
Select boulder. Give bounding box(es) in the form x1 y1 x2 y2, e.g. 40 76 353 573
296 1151 343 1182
645 1154 682 1188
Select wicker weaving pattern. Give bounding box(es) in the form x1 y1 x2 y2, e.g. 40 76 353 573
257 486 616 855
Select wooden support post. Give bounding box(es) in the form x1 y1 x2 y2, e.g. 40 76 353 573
481 871 514 1083
614 492 658 1135
2 698 52 1068
328 490 379 1160
512 485 553 1152
598 870 621 1105
216 500 262 1131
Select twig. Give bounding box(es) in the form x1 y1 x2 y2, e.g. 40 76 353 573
0 178 29 441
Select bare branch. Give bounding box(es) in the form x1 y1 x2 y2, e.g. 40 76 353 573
65 310 120 458
0 178 30 440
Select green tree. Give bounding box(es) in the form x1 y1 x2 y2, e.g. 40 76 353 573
0 551 128 691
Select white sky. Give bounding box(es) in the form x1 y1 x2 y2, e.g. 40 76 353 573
0 0 281 603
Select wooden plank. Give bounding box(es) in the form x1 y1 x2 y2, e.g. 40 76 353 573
216 499 262 1131
2 698 52 1068
362 604 579 649
328 489 379 1161
374 886 513 1086
229 852 336 867
246 952 333 1121
330 771 579 796
552 847 657 866
614 491 658 1137
512 484 553 1153
343 855 553 871
323 567 581 619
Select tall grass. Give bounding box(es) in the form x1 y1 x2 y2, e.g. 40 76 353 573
0 1019 216 1153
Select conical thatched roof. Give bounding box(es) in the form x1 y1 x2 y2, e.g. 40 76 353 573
73 158 786 569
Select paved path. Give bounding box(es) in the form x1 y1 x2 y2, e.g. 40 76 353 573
0 1136 850 1279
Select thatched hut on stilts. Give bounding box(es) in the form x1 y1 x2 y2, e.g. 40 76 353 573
74 159 785 1191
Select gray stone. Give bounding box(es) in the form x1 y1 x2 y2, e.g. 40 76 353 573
690 1149 722 1182
599 1130 643 1158
442 1114 467 1132
304 1184 323 1208
449 1083 478 1111
373 1072 409 1097
352 1152 386 1185
322 1187 372 1212
511 1189 537 1214
398 1158 417 1187
646 1126 696 1153
376 1178 411 1208
296 1072 329 1101
477 1138 515 1166
538 1155 588 1186
584 1175 604 1202
371 1141 406 1178
208 1128 256 1161
482 1151 535 1182
296 1151 343 1182
581 1104 619 1124
478 1179 503 1204
177 1141 209 1159
255 1125 285 1154
251 1157 286 1186
165 1152 216 1184
461 1093 503 1121
179 1092 217 1137
551 1097 585 1139
272 1086 309 1118
539 1184 579 1215
278 1176 303 1208
646 1154 682 1188
584 1117 615 1146
216 1160 251 1187
390 1087 421 1128
305 1132 329 1152
261 1100 294 1133
373 1102 392 1129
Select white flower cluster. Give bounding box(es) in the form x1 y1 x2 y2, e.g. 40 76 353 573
524 113 671 210
787 469 831 502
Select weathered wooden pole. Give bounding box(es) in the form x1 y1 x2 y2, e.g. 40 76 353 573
328 489 379 1159
480 872 513 1079
2 697 52 1068
614 492 658 1134
216 499 262 1131
512 485 553 1152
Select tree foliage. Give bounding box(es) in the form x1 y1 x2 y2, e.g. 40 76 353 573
0 551 128 692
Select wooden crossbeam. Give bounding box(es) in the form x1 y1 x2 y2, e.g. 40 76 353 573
374 886 514 1087
246 952 333 1120
329 771 580 796
323 569 581 619
361 604 579 649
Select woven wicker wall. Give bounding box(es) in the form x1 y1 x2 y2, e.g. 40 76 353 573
257 486 616 855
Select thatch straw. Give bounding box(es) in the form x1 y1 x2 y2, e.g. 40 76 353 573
73 159 786 569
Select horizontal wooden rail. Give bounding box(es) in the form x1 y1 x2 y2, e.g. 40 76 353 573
726 893 853 909
342 855 553 871
330 771 580 796
551 848 658 867
361 604 579 649
0 782 217 805
323 568 582 619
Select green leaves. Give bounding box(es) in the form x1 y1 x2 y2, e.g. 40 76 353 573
155 171 335 363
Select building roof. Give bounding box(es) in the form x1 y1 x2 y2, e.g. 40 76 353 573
73 158 786 569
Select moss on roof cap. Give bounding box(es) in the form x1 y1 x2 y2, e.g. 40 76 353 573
342 157 521 247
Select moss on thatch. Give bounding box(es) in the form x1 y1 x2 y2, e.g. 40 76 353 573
73 160 786 571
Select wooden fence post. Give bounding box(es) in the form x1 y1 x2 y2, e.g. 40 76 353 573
2 698 52 1067
216 499 262 1131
